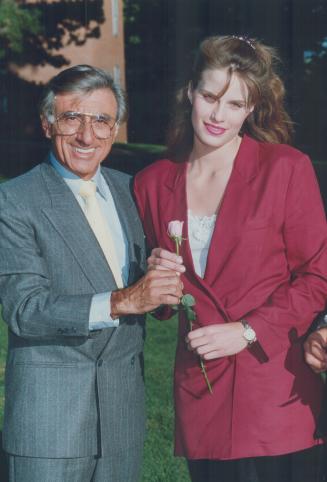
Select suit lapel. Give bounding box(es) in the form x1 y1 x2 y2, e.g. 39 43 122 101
40 162 118 292
101 168 145 284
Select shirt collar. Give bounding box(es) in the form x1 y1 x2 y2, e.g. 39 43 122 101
49 152 107 200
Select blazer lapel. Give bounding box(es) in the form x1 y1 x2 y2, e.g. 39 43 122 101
204 135 261 286
161 161 229 319
40 162 118 292
161 161 189 250
161 136 261 320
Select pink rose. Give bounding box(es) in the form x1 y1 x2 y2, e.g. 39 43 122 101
168 220 184 238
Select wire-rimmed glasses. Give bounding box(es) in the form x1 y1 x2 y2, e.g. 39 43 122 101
52 111 117 139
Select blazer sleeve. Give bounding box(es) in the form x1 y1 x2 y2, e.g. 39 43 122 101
246 155 327 358
0 190 92 339
134 174 174 321
133 174 158 249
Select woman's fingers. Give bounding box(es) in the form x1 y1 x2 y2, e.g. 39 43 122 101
147 247 186 273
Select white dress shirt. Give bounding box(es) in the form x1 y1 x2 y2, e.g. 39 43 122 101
50 153 128 329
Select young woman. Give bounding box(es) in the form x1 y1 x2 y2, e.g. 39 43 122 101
134 36 327 482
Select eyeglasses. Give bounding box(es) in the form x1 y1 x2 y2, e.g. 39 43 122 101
52 111 117 139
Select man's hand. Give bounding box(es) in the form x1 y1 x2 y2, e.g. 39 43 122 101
304 328 327 373
186 322 248 360
110 269 183 318
147 247 186 274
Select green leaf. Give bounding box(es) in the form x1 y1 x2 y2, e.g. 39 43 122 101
185 306 196 321
181 294 196 307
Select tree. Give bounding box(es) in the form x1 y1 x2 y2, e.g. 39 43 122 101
0 0 42 66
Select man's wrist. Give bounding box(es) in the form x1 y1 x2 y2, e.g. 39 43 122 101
110 288 133 319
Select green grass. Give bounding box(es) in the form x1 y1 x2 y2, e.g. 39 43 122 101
141 314 189 481
0 313 189 481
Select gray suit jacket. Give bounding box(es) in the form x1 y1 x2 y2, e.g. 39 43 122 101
0 162 147 458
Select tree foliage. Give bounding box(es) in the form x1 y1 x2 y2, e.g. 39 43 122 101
0 0 43 60
0 0 104 69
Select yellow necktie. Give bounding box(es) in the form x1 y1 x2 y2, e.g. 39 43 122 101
79 181 124 288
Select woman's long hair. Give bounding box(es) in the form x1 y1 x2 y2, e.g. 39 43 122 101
167 36 294 161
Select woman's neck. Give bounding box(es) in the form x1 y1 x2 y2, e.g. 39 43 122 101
189 135 242 176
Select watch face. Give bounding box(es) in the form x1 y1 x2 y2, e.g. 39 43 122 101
244 327 256 342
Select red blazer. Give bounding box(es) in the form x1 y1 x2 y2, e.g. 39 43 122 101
134 135 327 459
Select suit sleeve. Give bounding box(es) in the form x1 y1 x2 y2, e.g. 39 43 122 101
0 191 93 339
246 155 327 358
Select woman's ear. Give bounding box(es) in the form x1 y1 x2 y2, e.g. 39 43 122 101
187 83 193 104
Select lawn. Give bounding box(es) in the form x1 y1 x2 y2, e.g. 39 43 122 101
0 313 189 481
141 314 189 481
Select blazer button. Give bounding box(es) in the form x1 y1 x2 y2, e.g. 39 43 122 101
97 359 103 367
131 356 135 366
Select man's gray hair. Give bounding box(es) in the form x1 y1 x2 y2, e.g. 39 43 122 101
39 64 127 124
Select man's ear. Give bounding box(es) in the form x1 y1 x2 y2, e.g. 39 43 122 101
41 116 52 139
113 123 119 140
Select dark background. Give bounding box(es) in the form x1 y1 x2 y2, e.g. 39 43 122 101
1 0 327 194
124 0 327 156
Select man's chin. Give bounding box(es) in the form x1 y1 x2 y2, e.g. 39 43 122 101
65 161 97 179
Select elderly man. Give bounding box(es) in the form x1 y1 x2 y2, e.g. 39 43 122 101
305 312 327 374
304 311 327 440
0 65 182 482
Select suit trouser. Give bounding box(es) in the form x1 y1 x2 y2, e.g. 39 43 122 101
7 445 143 482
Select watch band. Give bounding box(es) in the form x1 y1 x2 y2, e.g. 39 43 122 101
240 319 269 363
316 314 327 330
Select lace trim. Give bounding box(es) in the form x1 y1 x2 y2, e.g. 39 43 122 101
188 209 216 244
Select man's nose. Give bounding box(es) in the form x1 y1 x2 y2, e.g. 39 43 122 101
76 119 94 143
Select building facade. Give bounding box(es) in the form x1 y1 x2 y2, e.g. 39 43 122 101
15 0 127 142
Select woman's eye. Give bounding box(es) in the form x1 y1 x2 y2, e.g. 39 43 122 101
202 94 216 103
229 102 243 109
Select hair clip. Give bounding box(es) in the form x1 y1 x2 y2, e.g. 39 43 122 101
231 35 256 51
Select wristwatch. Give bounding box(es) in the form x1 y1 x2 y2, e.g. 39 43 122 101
241 319 257 345
316 313 327 330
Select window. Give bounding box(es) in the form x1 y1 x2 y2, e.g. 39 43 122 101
113 65 121 85
112 0 119 37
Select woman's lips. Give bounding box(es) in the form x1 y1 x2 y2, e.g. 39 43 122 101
204 122 226 136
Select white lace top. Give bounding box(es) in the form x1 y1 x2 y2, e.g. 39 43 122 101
188 210 217 278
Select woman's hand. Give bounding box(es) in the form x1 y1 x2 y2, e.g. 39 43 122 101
186 322 248 359
147 247 186 274
304 328 327 373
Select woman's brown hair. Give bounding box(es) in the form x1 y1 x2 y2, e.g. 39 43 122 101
167 35 294 160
